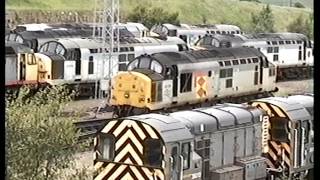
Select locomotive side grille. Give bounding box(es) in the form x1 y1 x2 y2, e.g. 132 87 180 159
251 102 291 172
94 120 165 180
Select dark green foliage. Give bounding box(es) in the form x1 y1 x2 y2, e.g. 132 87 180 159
6 86 89 180
251 4 275 33
287 14 313 39
294 2 305 8
127 6 180 29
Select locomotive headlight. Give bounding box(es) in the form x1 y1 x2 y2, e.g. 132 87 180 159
124 92 130 98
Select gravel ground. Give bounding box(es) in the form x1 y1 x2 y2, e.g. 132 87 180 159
274 79 313 96
70 78 313 173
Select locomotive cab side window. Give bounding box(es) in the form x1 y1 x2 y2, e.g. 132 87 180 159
144 139 163 167
97 134 115 161
270 117 289 142
180 73 192 93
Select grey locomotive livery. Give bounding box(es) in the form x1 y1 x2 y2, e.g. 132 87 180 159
195 33 313 81
94 94 313 180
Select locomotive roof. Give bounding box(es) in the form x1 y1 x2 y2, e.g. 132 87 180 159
150 47 263 66
238 33 308 41
38 51 66 61
170 103 263 135
198 33 309 48
127 114 194 142
46 38 102 49
41 36 184 51
252 94 313 122
11 30 89 40
5 42 33 54
124 103 264 139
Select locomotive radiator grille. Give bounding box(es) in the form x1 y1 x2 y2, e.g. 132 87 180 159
94 120 165 180
251 102 291 172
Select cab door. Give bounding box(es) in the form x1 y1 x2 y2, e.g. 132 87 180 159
170 143 182 180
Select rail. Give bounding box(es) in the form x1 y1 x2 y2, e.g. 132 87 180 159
74 118 114 140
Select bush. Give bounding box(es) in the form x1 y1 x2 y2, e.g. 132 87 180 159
6 86 89 180
287 14 313 39
251 4 275 33
127 6 180 29
294 2 305 8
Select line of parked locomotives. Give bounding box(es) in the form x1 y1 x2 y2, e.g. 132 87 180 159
5 23 313 96
94 94 314 180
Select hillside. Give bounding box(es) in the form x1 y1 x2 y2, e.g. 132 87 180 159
6 0 313 32
259 0 313 9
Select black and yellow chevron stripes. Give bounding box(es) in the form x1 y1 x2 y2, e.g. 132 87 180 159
94 119 165 180
251 101 291 171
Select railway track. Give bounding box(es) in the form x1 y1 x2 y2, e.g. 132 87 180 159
74 118 113 140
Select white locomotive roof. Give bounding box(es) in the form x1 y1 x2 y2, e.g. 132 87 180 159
5 42 33 53
53 38 102 49
126 22 149 31
239 32 308 41
16 23 52 31
214 24 241 31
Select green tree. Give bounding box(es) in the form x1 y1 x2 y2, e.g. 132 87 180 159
6 86 88 180
294 2 305 8
251 4 275 33
287 14 313 39
127 6 180 29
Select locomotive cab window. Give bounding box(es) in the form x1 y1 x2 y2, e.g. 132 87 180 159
27 54 36 65
150 60 163 74
180 73 192 93
139 57 151 69
127 59 138 70
144 139 163 167
270 117 289 142
97 134 115 161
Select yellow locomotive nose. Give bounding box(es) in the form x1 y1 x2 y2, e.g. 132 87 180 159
110 71 152 108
